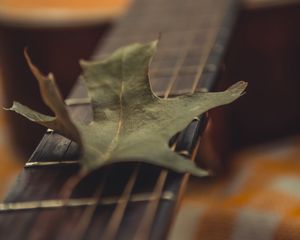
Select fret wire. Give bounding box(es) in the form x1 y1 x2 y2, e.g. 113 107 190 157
26 131 74 238
163 32 196 98
25 160 78 167
191 1 228 93
161 15 223 96
103 35 206 56
102 164 140 240
0 191 175 212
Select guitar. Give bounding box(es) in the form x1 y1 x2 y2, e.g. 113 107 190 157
0 0 239 239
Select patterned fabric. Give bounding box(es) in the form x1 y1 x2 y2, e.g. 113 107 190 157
171 137 300 240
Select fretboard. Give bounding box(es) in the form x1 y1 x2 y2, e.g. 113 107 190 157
0 0 239 239
96 0 237 96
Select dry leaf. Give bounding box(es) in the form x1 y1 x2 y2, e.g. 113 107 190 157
7 41 247 176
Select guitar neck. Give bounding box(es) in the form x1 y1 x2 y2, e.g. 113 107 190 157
0 0 239 239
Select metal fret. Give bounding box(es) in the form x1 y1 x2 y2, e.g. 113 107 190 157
163 32 197 98
0 192 175 212
191 22 224 92
92 0 227 97
25 160 78 168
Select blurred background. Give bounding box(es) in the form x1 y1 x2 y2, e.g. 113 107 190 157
1 0 300 239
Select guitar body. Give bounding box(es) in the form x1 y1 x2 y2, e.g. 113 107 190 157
0 0 239 239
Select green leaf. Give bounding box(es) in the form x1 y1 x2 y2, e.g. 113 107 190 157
6 41 247 177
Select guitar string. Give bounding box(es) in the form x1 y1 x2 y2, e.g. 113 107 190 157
72 15 198 240
191 2 227 93
69 168 110 240
70 155 139 239
132 30 199 238
0 1 232 238
73 0 227 238
133 170 168 240
100 14 201 237
72 165 140 240
128 4 212 237
163 31 198 98
96 11 222 240
132 1 227 238
73 32 196 239
53 8 223 239
102 164 140 240
34 112 93 239
166 134 204 234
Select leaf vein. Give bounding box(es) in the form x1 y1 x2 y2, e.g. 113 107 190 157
102 51 125 160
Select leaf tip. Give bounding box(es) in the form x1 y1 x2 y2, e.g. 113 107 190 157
24 47 32 67
150 40 158 49
23 47 49 84
79 59 89 68
2 106 10 111
47 72 55 81
227 81 248 96
23 47 29 58
197 168 211 177
3 101 18 111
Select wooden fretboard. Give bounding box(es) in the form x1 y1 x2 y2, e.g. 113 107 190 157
0 0 239 239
